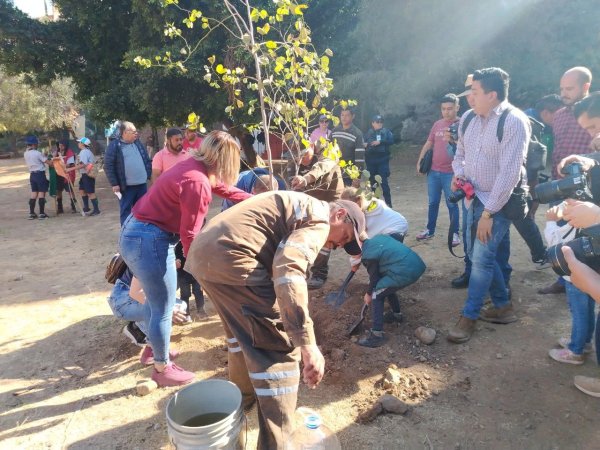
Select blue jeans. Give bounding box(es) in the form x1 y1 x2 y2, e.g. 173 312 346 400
462 200 512 283
119 183 147 226
565 281 595 355
119 215 179 364
366 154 392 207
426 170 458 236
462 199 512 320
107 279 148 336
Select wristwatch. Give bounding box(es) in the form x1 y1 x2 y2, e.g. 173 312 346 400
481 210 493 219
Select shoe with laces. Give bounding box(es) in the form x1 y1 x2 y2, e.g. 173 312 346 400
357 330 386 348
548 348 584 365
416 229 433 241
534 257 551 270
28 213 37 220
89 210 101 216
123 322 147 347
452 233 461 247
38 213 48 219
557 337 593 354
140 346 181 365
307 276 325 290
152 363 195 387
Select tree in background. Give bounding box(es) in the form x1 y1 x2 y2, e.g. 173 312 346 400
333 0 600 141
0 69 79 151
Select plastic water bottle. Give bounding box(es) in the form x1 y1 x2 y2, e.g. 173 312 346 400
287 409 341 450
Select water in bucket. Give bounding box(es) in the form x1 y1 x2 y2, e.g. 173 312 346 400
166 379 244 450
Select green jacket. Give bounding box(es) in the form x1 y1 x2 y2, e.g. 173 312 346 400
361 234 426 293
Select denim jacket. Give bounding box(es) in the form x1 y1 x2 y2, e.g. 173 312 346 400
104 139 151 192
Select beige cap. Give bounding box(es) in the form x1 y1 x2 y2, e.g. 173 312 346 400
334 199 368 255
457 74 473 97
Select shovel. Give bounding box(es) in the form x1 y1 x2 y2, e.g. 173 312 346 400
347 303 368 336
325 266 358 308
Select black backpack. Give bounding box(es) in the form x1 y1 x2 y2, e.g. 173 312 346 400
461 107 547 175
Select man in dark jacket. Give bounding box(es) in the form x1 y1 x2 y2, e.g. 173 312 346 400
104 121 152 225
364 114 394 207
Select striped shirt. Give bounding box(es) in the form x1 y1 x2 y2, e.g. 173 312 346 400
452 101 530 214
551 106 592 179
331 124 365 168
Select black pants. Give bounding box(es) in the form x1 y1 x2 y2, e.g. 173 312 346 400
512 198 546 262
177 272 204 312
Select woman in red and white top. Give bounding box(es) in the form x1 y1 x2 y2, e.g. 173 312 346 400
119 131 252 387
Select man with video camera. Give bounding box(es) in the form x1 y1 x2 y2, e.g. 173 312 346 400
447 68 531 344
538 91 600 396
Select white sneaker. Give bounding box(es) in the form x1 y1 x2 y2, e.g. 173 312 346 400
452 233 461 247
416 229 433 241
557 337 593 354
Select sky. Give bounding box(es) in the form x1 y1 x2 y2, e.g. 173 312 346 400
13 0 49 18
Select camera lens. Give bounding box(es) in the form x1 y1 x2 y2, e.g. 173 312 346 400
448 188 466 204
547 243 570 276
534 179 563 204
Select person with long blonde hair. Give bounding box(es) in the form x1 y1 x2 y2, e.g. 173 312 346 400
119 131 251 387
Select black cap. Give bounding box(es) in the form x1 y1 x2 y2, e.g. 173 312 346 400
372 114 384 123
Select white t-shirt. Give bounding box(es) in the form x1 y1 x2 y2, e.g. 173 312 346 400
365 199 408 236
78 148 95 174
24 148 47 172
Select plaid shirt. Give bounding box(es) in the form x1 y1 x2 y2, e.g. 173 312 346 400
453 101 530 214
551 106 592 179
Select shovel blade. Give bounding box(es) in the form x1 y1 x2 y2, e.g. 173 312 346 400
347 304 368 336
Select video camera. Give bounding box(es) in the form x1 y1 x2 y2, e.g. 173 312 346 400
448 179 475 204
547 223 600 277
534 163 593 204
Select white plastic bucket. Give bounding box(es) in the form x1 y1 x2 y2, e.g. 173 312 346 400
166 379 244 450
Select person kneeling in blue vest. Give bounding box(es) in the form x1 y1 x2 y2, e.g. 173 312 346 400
348 234 426 347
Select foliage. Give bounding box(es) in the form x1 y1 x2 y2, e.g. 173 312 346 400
135 0 365 184
0 69 79 134
334 0 600 141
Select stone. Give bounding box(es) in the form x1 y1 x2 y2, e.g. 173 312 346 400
496 353 503 359
383 366 402 389
378 394 410 415
136 380 158 396
418 355 428 363
414 326 436 345
330 348 345 362
358 402 383 423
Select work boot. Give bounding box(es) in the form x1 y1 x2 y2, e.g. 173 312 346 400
537 281 565 295
479 303 518 324
447 316 477 343
451 272 469 289
307 276 325 290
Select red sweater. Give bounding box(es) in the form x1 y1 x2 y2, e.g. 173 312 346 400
133 157 251 255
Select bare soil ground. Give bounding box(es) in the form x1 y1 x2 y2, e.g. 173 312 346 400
1 148 600 450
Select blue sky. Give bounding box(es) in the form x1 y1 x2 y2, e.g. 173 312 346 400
13 0 48 18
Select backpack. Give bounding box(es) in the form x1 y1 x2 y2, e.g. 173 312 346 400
461 107 547 174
